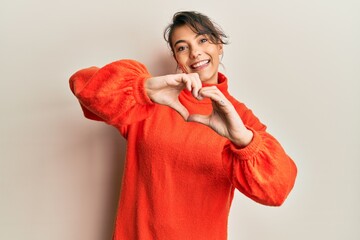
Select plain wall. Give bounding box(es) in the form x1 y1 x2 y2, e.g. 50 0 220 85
1 0 359 239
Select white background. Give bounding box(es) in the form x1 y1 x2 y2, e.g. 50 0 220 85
1 0 359 239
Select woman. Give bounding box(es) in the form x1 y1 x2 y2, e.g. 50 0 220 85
70 11 297 240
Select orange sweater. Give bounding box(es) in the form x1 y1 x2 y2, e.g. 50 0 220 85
69 59 297 240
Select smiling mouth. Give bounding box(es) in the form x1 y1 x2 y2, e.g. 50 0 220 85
190 60 210 70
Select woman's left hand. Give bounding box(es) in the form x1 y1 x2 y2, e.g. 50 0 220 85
187 86 253 148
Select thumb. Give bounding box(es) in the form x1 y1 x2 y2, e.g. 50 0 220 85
187 114 210 126
171 101 190 121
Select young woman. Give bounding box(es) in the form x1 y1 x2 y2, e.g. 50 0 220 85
70 11 297 240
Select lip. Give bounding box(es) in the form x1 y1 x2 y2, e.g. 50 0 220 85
190 59 210 70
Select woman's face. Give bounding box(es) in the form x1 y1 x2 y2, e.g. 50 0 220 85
171 25 223 84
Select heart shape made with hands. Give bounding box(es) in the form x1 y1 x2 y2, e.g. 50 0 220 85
171 89 252 148
168 85 240 137
146 73 252 146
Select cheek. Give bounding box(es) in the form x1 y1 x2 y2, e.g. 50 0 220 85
176 55 188 66
211 50 221 63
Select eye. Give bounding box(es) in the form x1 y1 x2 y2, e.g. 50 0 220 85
176 46 187 52
200 38 208 43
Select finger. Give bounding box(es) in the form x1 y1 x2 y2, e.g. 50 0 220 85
182 75 193 91
199 88 228 106
187 114 210 125
199 86 223 95
187 73 202 100
194 74 203 100
177 74 190 91
191 77 201 99
199 87 226 99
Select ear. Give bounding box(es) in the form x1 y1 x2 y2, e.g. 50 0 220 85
218 44 223 55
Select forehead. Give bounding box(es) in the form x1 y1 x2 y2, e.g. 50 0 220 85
171 25 200 44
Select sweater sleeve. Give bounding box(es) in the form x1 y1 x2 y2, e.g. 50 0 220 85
69 59 155 128
222 102 297 206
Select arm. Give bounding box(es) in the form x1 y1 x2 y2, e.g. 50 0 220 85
187 86 297 206
222 103 297 206
69 59 155 126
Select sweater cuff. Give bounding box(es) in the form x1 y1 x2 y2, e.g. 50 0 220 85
133 73 154 105
225 128 262 161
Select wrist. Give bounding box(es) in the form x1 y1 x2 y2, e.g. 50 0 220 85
231 129 254 148
144 77 159 101
144 77 152 96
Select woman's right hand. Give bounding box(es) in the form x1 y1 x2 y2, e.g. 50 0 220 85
145 73 202 120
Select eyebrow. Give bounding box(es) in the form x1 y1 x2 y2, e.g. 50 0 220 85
173 33 204 47
174 39 186 47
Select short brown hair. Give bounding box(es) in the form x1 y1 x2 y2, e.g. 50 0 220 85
164 11 228 53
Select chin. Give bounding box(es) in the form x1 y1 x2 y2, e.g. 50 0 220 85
199 72 217 84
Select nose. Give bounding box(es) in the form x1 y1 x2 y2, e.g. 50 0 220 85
190 46 201 59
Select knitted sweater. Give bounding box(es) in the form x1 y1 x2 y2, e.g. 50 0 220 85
69 59 297 240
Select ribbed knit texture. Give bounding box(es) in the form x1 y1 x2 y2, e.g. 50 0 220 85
69 59 297 240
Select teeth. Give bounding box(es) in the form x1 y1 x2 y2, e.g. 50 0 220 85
192 60 209 68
